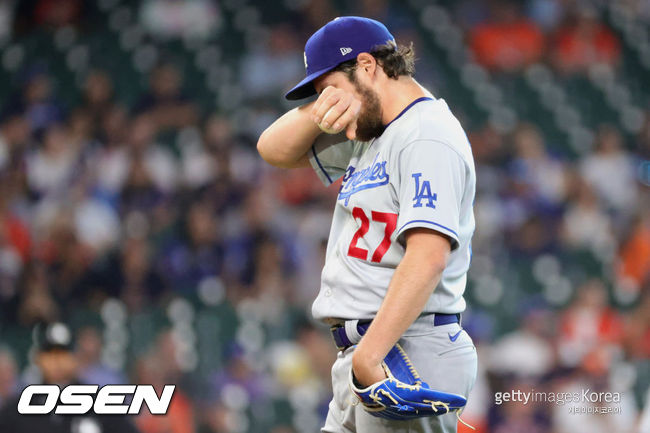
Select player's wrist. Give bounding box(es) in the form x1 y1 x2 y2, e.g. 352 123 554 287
351 356 385 387
353 341 383 363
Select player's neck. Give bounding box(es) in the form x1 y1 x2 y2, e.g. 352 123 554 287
380 77 430 126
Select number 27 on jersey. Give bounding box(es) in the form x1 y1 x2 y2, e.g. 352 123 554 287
348 207 398 263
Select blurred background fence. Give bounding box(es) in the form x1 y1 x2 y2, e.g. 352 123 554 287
0 0 649 432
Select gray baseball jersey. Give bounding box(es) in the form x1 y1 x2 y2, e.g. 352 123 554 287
308 96 475 321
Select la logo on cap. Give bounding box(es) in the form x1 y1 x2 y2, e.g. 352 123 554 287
304 52 308 68
340 47 352 56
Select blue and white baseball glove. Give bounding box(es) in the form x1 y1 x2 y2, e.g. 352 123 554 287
349 343 467 420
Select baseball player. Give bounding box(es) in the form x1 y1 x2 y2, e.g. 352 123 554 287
257 17 477 433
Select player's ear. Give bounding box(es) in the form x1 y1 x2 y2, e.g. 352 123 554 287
356 53 376 78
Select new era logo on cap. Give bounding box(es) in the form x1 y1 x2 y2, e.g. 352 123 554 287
285 16 395 100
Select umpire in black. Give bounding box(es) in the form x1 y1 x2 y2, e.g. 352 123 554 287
0 322 141 433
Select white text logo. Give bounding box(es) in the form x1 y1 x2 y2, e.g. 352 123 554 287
17 384 175 415
340 47 352 55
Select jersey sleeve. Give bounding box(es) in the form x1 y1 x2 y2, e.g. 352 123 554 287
395 140 466 250
309 134 356 185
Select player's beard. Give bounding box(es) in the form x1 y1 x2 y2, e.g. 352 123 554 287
352 81 385 142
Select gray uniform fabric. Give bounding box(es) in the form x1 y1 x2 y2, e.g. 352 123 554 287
308 98 476 321
322 315 477 433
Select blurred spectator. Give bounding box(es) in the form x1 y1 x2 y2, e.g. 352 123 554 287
454 0 491 31
470 123 509 168
641 388 650 433
5 68 64 136
0 226 24 311
203 114 233 152
0 349 19 407
25 123 78 198
135 64 198 131
135 353 195 433
33 0 81 29
637 112 650 160
157 201 222 294
0 196 30 265
68 109 95 151
488 309 555 378
198 401 240 433
297 0 339 35
630 0 650 23
250 234 291 295
492 385 549 433
240 25 304 99
558 279 623 368
551 7 621 74
135 331 195 433
297 324 336 388
579 125 638 214
469 1 544 72
525 0 564 32
551 367 636 433
0 114 30 171
120 156 167 218
202 115 245 185
13 0 83 34
508 123 567 208
122 237 166 309
560 174 615 253
92 105 130 198
124 115 179 196
17 262 59 326
180 122 220 190
222 192 285 287
81 70 118 137
353 0 414 33
275 164 325 204
507 215 557 257
622 288 650 360
618 213 650 288
637 112 650 188
210 345 269 407
73 187 121 254
0 2 13 42
34 208 94 307
140 0 220 40
76 326 126 386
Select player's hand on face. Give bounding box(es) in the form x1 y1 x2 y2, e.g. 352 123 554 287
311 85 361 140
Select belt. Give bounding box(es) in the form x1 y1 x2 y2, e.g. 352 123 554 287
330 313 461 351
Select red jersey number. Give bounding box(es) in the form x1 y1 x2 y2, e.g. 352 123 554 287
347 207 398 263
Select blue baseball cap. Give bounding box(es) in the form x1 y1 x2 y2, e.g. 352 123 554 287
285 16 395 100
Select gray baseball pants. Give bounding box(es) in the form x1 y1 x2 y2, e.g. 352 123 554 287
321 314 477 433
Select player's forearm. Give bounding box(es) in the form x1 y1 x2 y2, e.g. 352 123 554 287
352 230 450 385
257 103 321 168
356 252 444 362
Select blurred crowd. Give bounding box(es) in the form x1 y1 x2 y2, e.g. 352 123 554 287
0 0 649 432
